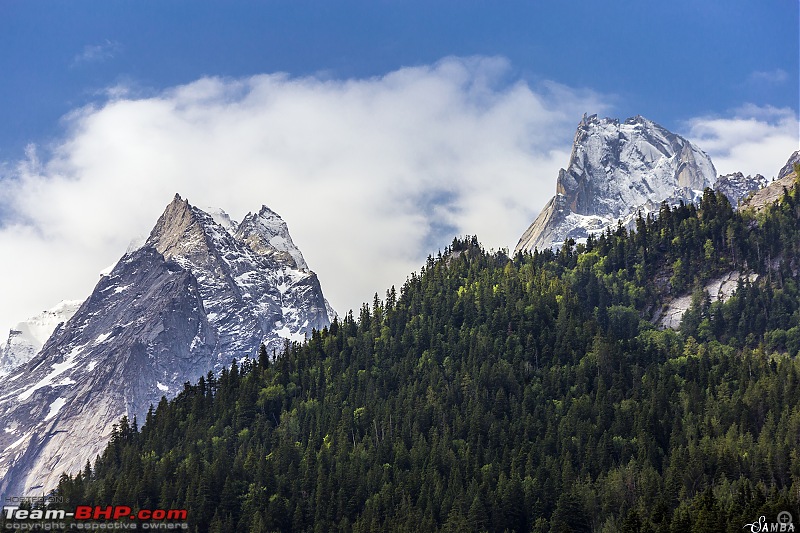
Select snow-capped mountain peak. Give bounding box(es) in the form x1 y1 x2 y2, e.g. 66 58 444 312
0 194 332 498
0 301 82 377
713 172 769 208
516 114 717 252
236 205 309 270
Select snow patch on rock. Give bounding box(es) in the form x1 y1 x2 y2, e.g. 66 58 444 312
43 398 66 422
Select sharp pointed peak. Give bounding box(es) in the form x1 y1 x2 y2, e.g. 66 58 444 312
164 193 194 213
238 205 287 230
146 194 209 258
236 204 308 270
168 193 191 207
516 112 717 252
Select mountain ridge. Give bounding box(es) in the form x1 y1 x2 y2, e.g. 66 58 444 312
742 150 800 212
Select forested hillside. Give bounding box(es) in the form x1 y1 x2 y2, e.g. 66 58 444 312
40 172 800 531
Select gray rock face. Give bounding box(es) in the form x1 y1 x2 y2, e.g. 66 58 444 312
515 114 717 252
0 194 333 497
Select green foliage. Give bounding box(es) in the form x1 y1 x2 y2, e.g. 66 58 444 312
48 184 800 532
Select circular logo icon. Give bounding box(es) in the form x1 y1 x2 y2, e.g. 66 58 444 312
777 511 793 525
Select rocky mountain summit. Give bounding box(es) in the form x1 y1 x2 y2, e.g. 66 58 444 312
515 114 718 252
0 194 333 497
713 172 769 208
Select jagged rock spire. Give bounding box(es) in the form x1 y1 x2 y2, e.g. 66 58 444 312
236 205 309 270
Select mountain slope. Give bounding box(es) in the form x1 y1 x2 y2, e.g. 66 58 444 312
742 150 800 212
515 114 717 252
0 194 332 497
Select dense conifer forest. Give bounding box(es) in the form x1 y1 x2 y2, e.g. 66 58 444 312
22 171 800 531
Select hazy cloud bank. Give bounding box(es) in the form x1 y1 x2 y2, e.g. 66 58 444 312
686 104 799 177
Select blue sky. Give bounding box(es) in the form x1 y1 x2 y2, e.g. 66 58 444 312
0 1 798 332
1 1 796 159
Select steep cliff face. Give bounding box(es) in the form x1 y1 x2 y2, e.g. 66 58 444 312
515 115 717 252
0 195 333 497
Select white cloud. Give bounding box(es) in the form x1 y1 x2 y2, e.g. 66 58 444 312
0 57 609 335
747 69 789 85
684 104 799 177
71 40 120 66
